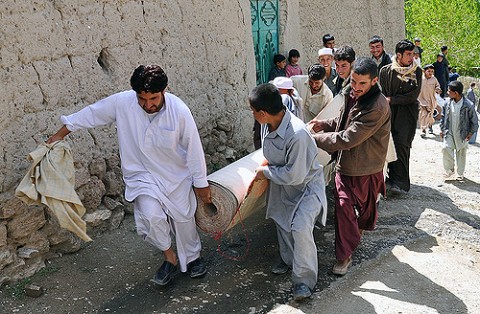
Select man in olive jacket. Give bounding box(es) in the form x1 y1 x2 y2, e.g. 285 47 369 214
308 58 391 276
379 39 422 194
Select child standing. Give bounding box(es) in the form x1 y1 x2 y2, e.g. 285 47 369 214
285 49 303 77
440 81 478 181
268 54 287 81
418 64 441 137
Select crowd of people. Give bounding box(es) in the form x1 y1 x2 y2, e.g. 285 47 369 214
44 34 479 304
257 34 478 300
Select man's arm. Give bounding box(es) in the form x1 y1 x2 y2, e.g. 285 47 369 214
314 107 387 153
466 105 479 140
308 117 337 133
177 105 212 204
46 125 71 144
46 92 122 144
439 100 448 138
378 66 391 97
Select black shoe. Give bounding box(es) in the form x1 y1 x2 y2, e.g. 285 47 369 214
271 260 290 275
293 283 312 301
428 128 434 134
187 258 207 278
152 261 177 286
386 181 407 195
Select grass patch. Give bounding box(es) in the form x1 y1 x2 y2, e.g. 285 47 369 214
36 265 60 277
2 265 60 299
4 278 32 299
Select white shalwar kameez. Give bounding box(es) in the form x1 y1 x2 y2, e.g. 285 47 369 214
61 90 208 272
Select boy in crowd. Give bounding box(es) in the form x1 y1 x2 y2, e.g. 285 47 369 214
318 47 337 94
418 64 441 136
334 46 356 95
269 53 287 80
440 81 478 180
369 35 392 72
249 83 327 301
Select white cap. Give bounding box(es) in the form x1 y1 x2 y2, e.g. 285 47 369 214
318 48 334 57
272 76 293 89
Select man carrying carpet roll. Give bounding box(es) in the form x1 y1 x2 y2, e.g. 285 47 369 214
309 58 391 276
249 83 327 301
47 65 212 286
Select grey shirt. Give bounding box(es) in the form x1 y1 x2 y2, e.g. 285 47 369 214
262 110 327 231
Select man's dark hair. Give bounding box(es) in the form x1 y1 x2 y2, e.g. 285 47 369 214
273 54 286 65
130 65 168 93
287 49 300 63
334 46 356 63
448 80 463 95
322 34 335 45
395 39 415 54
249 83 283 115
441 45 448 52
352 57 378 79
423 64 434 70
307 64 326 81
369 35 384 45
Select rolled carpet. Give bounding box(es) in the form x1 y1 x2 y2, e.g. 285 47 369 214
195 149 268 235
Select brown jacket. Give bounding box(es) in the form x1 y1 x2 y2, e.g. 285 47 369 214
313 84 391 176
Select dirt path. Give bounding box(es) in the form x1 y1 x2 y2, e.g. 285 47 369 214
1 124 479 314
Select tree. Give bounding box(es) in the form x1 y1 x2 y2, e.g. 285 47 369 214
405 0 480 76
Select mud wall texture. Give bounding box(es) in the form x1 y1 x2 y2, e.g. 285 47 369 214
0 0 405 285
279 0 406 69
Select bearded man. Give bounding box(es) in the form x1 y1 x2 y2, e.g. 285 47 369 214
379 40 423 194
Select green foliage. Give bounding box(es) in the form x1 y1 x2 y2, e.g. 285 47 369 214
405 0 480 76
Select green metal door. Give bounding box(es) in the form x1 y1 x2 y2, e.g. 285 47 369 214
250 0 279 85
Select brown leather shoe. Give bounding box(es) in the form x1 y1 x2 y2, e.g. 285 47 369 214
332 256 352 276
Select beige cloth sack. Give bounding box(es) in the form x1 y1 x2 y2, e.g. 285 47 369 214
15 141 92 241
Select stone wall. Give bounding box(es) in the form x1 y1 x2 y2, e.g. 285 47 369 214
0 0 406 285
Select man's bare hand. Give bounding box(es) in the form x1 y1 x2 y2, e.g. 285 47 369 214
247 166 267 195
307 119 322 133
46 126 71 144
194 186 212 204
